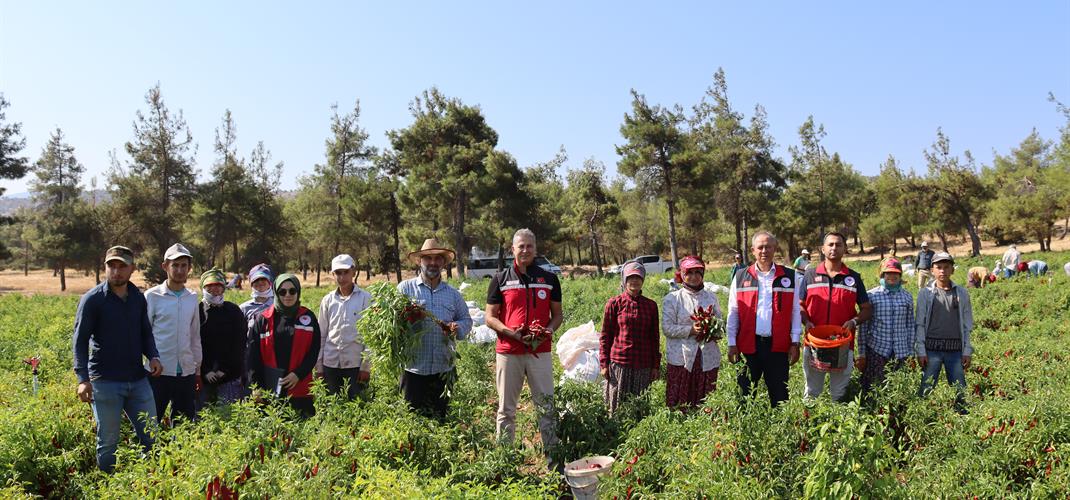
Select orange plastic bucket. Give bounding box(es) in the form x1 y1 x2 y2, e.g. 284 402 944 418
805 325 853 373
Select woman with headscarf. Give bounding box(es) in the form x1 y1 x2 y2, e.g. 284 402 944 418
247 274 321 418
662 256 723 408
599 261 660 414
196 268 247 408
238 263 274 396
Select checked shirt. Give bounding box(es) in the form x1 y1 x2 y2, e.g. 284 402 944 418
857 285 914 359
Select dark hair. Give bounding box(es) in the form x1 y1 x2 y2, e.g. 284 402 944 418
823 232 847 245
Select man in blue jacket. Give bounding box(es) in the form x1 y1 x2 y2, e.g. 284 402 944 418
73 246 163 472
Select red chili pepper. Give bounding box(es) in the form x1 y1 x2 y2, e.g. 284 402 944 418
258 444 265 463
627 455 639 465
330 446 343 457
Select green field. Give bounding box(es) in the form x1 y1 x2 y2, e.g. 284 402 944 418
2 252 1069 498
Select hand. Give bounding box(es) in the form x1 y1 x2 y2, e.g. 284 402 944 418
599 367 608 379
148 358 163 377
961 355 971 369
690 323 703 337
842 319 857 332
357 370 370 383
447 322 459 338
854 356 866 372
280 372 300 390
728 346 740 364
789 344 801 365
194 375 203 392
204 371 219 383
916 356 927 369
650 367 660 380
76 382 93 403
804 320 816 331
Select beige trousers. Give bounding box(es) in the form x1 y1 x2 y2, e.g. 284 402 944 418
495 352 558 449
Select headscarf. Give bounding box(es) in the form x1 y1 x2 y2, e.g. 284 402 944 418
200 268 227 306
273 273 301 318
249 263 274 301
620 261 646 293
679 256 705 292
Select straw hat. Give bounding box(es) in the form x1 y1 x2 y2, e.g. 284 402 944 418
408 238 456 265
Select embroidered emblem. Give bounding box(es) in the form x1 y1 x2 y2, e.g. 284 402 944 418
744 280 752 287
844 276 855 287
536 277 546 284
816 276 823 282
299 315 312 326
537 289 548 300
780 277 791 287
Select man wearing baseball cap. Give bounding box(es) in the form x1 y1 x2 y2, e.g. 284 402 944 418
798 232 872 402
317 254 372 400
792 249 811 273
73 245 163 472
144 243 202 423
916 241 935 288
916 252 974 409
857 258 914 396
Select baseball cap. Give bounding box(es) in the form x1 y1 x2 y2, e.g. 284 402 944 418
104 246 134 265
931 252 954 265
164 243 193 261
331 254 356 272
878 258 903 276
248 263 273 283
801 249 810 255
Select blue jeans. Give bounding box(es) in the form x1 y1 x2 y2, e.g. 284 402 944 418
917 350 966 398
91 378 159 472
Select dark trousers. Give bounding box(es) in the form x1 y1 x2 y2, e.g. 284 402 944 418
400 370 451 421
322 366 366 400
149 374 197 423
737 336 790 407
289 397 315 419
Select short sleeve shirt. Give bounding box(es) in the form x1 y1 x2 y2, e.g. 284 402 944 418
486 262 562 354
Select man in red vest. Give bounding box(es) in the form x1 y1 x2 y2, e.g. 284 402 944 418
799 232 872 402
727 231 802 407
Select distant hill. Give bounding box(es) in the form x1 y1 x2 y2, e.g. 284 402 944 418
0 190 112 216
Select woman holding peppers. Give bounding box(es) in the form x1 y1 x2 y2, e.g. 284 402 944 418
662 256 725 408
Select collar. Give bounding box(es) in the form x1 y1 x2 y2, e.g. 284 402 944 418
815 261 850 277
622 290 644 300
748 263 784 280
418 275 446 291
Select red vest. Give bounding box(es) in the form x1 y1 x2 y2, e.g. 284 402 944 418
492 263 558 355
802 262 862 348
259 306 315 398
734 264 796 354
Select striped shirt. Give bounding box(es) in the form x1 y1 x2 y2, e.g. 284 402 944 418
397 277 473 375
857 285 914 359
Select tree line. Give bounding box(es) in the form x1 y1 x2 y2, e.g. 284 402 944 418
1 70 1068 290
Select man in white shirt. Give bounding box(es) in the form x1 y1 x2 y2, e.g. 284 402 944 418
317 254 372 400
1001 244 1021 277
726 231 802 407
145 243 202 422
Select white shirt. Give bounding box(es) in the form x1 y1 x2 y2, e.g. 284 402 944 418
317 286 372 371
1002 248 1020 268
726 265 803 347
145 282 202 377
662 287 722 371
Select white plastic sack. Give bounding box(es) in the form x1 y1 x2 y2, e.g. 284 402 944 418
468 324 497 344
469 308 485 327
903 262 916 277
562 349 601 383
459 282 471 291
557 321 601 370
704 282 728 294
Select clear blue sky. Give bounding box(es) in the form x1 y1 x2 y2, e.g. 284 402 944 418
2 1 1068 196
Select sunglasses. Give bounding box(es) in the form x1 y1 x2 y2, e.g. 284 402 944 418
278 288 298 296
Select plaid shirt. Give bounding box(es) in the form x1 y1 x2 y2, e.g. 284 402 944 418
397 277 473 375
600 292 660 369
857 285 914 359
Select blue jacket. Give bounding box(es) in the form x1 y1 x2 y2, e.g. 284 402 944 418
72 281 160 383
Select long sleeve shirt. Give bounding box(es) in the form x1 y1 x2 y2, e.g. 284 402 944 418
199 301 247 383
662 287 722 371
600 292 660 370
914 283 974 357
317 286 373 371
857 286 914 359
145 283 202 376
398 277 472 375
726 268 803 346
72 282 159 383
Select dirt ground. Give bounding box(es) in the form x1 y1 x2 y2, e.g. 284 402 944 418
3 235 1069 295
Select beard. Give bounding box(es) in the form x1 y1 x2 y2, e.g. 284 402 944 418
421 265 441 280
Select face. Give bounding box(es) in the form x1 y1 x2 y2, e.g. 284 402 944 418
752 235 777 267
106 260 133 287
684 268 704 287
277 282 298 307
933 261 954 282
734 255 742 263
512 235 536 267
823 235 846 261
162 257 191 284
624 275 644 295
252 277 271 293
882 272 901 286
333 267 355 288
420 254 445 279
205 283 225 297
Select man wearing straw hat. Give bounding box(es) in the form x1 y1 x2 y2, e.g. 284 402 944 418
317 254 373 400
485 228 563 452
398 238 472 420
798 232 872 402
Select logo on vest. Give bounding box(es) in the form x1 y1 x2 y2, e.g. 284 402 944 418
536 277 546 284
299 315 312 326
816 276 823 282
844 276 855 287
743 280 752 287
537 289 548 300
780 277 791 287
